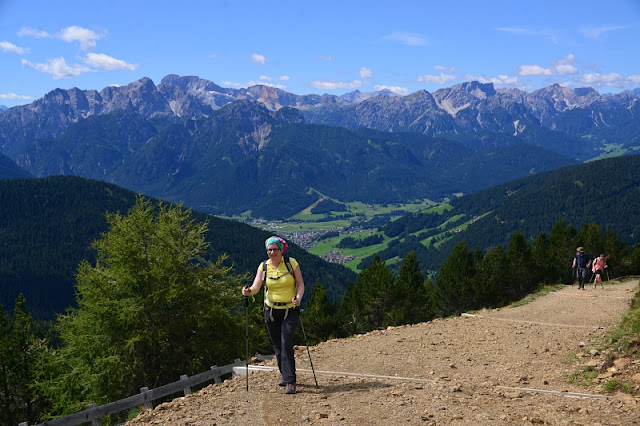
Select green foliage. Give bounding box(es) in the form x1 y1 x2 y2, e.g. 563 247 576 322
311 199 347 214
0 295 47 425
40 197 247 417
301 280 337 344
0 176 355 320
435 242 479 316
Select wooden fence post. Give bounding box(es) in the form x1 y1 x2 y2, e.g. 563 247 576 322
87 403 101 426
140 386 153 410
211 365 222 384
180 374 192 395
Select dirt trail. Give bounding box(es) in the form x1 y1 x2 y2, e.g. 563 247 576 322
128 280 639 425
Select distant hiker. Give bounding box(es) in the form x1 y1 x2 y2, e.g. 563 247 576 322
242 236 305 395
592 254 608 289
572 247 591 290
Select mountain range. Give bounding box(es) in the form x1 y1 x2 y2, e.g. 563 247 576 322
0 75 638 218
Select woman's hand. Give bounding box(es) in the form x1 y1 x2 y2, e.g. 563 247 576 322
242 287 252 297
292 296 301 307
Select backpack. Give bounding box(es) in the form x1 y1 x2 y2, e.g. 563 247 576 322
262 256 297 320
262 256 297 301
575 252 590 268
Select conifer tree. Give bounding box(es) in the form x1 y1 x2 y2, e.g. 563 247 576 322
436 241 478 316
301 280 336 344
394 251 433 324
42 196 245 417
0 295 45 425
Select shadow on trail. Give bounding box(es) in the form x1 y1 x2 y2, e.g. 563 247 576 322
296 379 392 395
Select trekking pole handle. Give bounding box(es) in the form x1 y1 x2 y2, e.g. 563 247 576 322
243 286 250 307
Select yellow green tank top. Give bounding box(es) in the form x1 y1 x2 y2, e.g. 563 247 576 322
261 257 298 308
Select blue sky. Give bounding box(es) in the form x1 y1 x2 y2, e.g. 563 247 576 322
1 0 639 108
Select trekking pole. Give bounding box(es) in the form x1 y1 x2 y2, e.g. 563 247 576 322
243 286 250 391
297 305 319 388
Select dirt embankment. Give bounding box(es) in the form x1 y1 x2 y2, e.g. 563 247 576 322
128 280 639 425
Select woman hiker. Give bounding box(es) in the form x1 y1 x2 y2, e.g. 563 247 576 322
592 254 608 288
242 236 305 394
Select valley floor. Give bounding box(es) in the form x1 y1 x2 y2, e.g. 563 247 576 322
128 280 639 425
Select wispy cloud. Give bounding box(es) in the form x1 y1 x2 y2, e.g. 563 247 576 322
19 25 105 51
18 26 51 38
518 64 553 76
310 79 363 90
466 73 526 89
417 72 457 85
56 26 105 51
574 72 640 89
0 41 29 54
21 57 91 79
84 53 137 71
434 65 459 73
318 55 333 61
580 24 626 39
360 67 373 79
251 53 266 65
374 84 409 95
552 54 578 76
495 26 561 44
0 92 32 101
383 32 427 46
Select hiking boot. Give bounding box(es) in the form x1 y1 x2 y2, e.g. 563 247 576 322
278 379 286 387
285 383 296 394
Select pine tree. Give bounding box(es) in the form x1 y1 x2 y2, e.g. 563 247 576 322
0 295 46 425
301 280 336 344
42 196 246 417
436 241 478 316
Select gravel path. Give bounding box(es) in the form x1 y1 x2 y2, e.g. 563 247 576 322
128 280 639 425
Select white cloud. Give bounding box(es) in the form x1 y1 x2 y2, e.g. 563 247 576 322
310 79 363 90
417 72 456 85
555 64 579 76
57 26 105 51
0 92 32 100
580 25 626 39
360 67 373 79
222 80 287 90
518 64 553 76
18 26 51 38
84 53 137 71
21 57 91 79
383 32 427 46
552 54 578 76
467 74 525 89
318 55 333 61
0 41 29 54
495 26 560 44
374 84 409 95
259 75 290 82
434 65 459 73
574 72 640 89
251 53 266 65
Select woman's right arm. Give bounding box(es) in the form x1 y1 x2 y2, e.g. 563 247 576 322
242 267 264 296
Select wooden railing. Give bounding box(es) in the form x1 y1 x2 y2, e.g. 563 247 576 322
21 359 245 426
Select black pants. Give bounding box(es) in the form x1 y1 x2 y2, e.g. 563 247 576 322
577 267 589 288
264 306 299 384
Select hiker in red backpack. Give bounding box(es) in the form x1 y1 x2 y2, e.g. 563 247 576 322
242 236 305 394
592 254 608 289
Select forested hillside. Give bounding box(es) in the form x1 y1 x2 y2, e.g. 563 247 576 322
0 176 355 319
363 154 640 274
